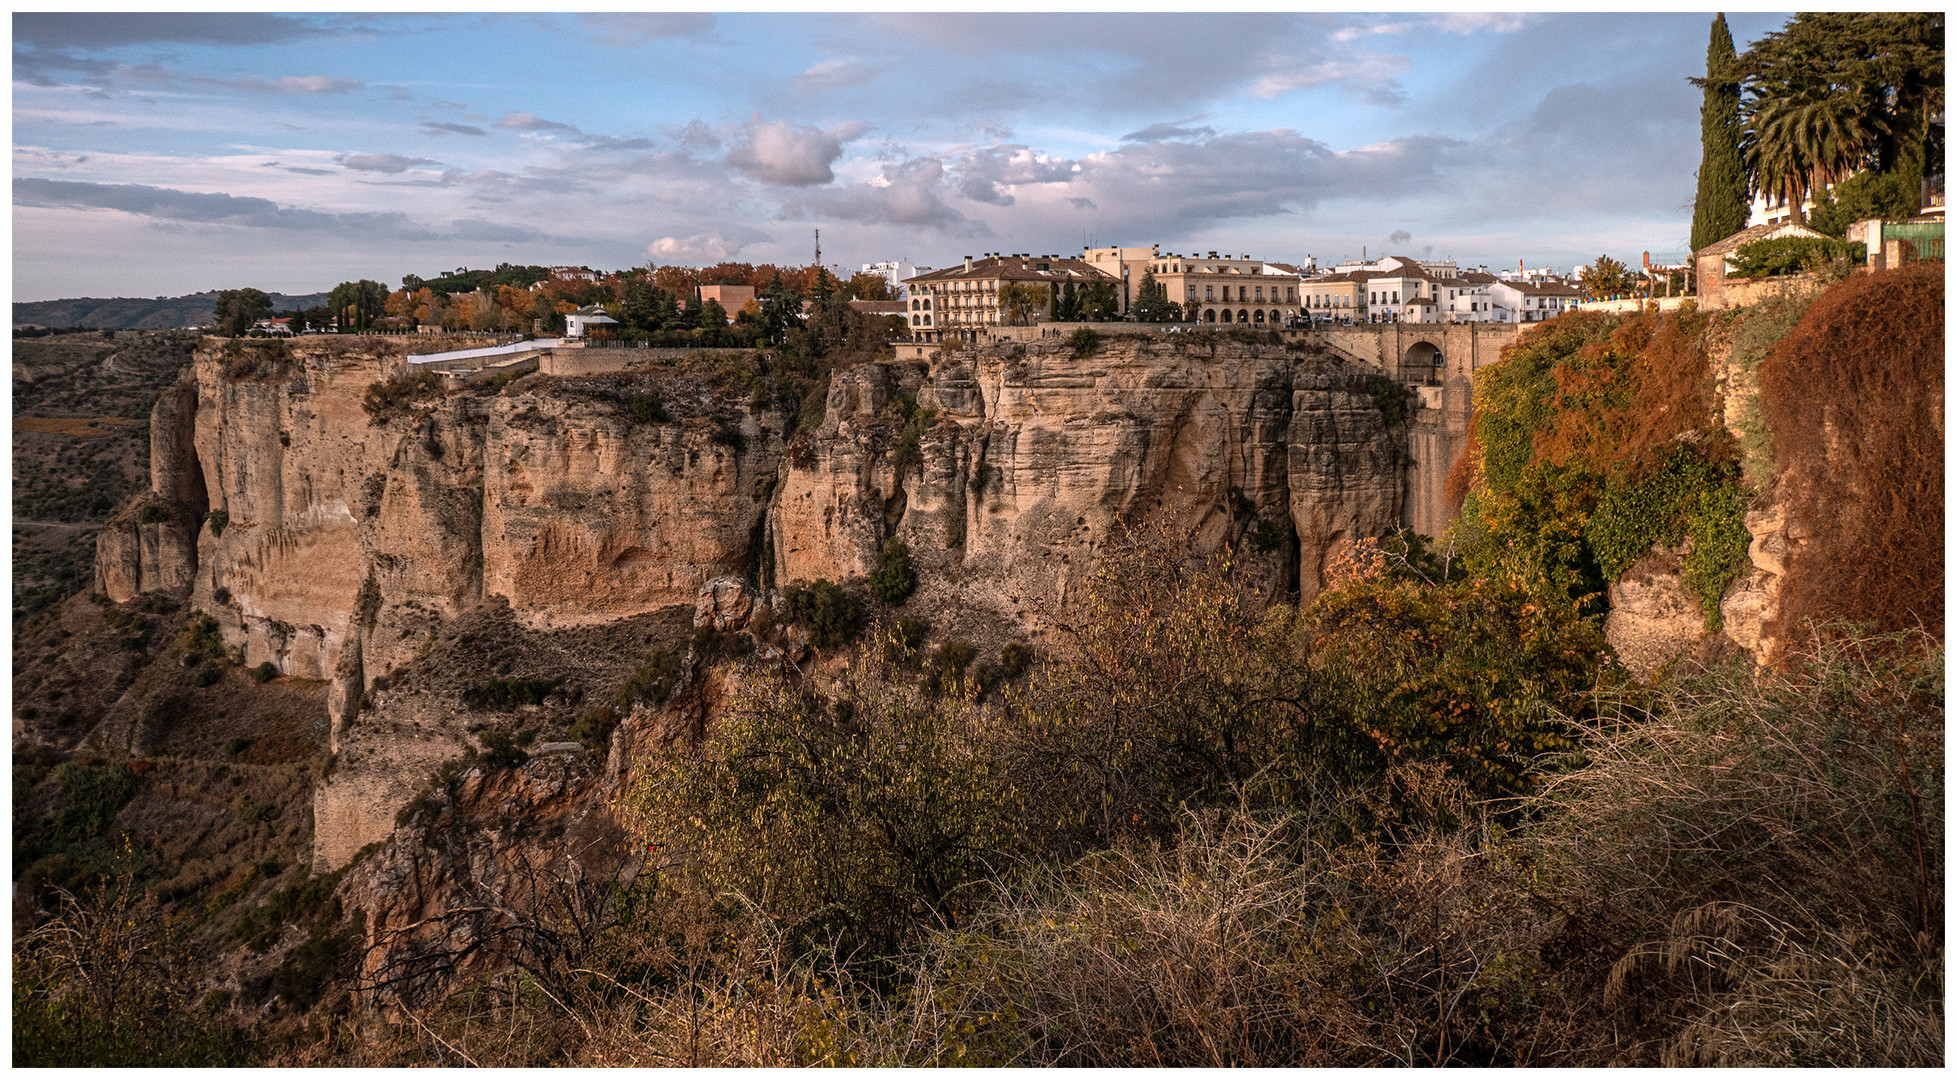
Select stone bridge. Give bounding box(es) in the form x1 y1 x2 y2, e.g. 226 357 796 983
1306 322 1523 538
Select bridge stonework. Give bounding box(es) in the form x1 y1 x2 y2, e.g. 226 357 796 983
1308 323 1522 539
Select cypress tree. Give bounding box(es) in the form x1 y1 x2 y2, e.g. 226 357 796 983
1690 13 1750 251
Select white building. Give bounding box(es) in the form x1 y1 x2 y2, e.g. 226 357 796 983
1485 279 1583 323
564 305 618 339
862 260 926 301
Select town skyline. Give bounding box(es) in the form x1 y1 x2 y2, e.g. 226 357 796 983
14 11 1793 301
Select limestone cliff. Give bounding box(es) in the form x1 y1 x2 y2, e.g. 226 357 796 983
98 332 1406 872
775 337 1403 639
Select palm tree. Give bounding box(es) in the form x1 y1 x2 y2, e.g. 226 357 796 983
1744 88 1879 220
1737 13 1943 222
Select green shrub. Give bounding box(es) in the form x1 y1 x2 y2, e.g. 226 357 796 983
51 761 140 841
923 640 978 697
463 676 557 710
869 540 918 605
888 397 933 472
627 392 669 423
1250 520 1286 554
882 616 929 667
1069 328 1101 359
193 668 222 688
477 729 531 771
1584 450 1752 629
615 649 681 712
1681 481 1751 631
782 579 865 650
223 737 253 757
996 642 1034 680
1364 373 1414 425
570 708 617 751
139 503 174 525
710 417 747 451
205 509 229 537
184 615 229 661
627 668 1009 966
249 661 278 683
1726 236 1865 278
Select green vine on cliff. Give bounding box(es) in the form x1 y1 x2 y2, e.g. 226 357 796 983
1364 374 1416 426
1459 309 1751 626
1586 450 1752 630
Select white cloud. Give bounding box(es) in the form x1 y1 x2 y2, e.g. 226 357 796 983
725 118 861 187
1250 52 1411 101
648 232 743 262
229 74 363 95
782 157 980 231
495 111 579 134
577 13 715 45
796 57 884 93
1430 13 1533 35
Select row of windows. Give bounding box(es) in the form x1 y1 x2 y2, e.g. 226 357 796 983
1182 284 1296 302
1198 308 1287 324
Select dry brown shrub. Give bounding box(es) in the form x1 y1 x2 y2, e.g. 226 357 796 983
1758 262 1943 643
1533 307 1729 483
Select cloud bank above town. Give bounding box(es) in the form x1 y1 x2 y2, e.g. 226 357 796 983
12 11 1791 299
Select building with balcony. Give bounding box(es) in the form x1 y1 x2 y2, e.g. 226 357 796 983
1136 249 1305 325
902 253 1114 342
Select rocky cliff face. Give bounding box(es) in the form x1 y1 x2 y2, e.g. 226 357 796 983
97 333 1405 874
777 338 1402 635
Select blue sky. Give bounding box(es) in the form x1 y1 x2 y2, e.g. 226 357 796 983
12 11 1792 300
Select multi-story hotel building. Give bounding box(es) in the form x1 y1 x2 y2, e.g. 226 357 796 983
902 253 1115 342
1111 249 1305 326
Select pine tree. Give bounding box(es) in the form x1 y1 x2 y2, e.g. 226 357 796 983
1690 14 1749 250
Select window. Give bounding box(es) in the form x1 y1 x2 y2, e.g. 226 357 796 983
1288 287 1296 301
1255 286 1264 301
1205 285 1214 300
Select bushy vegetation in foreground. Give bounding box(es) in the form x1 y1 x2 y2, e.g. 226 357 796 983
137 534 1929 1067
16 269 1940 1066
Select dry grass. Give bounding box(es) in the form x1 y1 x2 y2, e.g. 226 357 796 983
15 416 144 437
1529 628 1943 1065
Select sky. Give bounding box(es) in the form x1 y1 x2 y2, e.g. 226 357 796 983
12 10 1795 301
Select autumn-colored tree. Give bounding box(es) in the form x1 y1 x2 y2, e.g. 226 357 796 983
1579 255 1635 299
650 264 699 295
845 271 892 301
997 281 1045 325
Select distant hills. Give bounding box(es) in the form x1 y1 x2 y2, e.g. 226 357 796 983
14 291 332 330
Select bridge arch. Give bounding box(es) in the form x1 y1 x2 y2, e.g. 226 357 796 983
1403 339 1443 384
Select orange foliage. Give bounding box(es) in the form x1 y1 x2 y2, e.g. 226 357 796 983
1758 262 1944 643
1532 307 1728 483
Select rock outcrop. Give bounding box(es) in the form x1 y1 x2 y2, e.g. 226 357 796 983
775 338 1403 638
97 333 1407 873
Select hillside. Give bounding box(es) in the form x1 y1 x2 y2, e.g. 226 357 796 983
12 332 199 624
12 272 1944 1066
14 292 332 330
